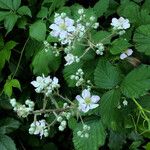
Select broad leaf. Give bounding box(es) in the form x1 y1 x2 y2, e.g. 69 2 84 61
32 49 61 75
29 20 46 41
73 119 106 150
0 135 16 150
93 0 109 17
0 0 20 10
94 59 121 89
121 65 150 98
133 24 150 56
17 6 32 17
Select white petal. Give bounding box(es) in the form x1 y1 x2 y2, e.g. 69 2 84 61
50 31 59 37
53 77 58 84
31 81 40 87
67 26 75 32
126 49 133 56
111 18 119 27
89 104 99 109
76 95 84 103
49 24 59 30
54 17 64 25
59 31 68 39
91 95 100 103
120 53 127 60
65 17 74 26
82 89 91 99
81 104 90 113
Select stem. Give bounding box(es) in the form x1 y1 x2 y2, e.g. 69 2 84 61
42 95 48 110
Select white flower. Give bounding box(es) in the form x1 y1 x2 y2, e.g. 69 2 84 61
49 13 75 43
120 49 133 60
111 17 130 30
64 53 75 65
29 120 48 139
76 89 100 113
123 100 128 106
78 9 84 15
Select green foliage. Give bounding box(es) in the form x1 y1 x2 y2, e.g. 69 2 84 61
121 65 150 98
32 49 61 75
133 24 150 56
29 21 46 41
93 0 109 17
110 38 131 55
73 119 106 150
4 79 21 97
0 135 16 150
99 89 122 129
94 59 121 89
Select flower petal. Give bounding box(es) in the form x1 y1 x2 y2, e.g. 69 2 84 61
120 53 127 60
82 89 91 99
89 104 99 109
91 95 100 103
76 95 84 103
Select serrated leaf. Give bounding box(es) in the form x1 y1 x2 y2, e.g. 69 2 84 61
73 119 106 150
29 20 46 41
110 38 131 55
91 31 111 44
0 118 20 134
121 65 150 98
133 24 150 56
99 89 122 129
4 13 18 33
63 62 83 87
0 135 16 150
93 0 109 17
0 0 20 10
32 49 61 75
4 79 21 97
94 59 121 89
17 6 32 17
12 0 21 10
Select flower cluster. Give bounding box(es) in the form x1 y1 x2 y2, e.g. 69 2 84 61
31 75 60 96
29 119 49 139
120 49 133 60
76 89 100 113
95 43 105 55
56 103 72 131
10 98 35 118
70 69 84 86
64 53 80 66
111 17 130 35
77 124 90 138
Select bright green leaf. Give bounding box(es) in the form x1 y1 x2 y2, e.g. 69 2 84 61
37 7 48 18
29 20 46 41
73 119 106 150
17 6 32 17
121 65 150 98
94 59 122 89
133 24 150 56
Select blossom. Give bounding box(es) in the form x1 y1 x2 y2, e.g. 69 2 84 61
111 17 130 30
29 120 48 138
76 89 100 113
49 13 75 44
120 49 133 60
64 53 75 65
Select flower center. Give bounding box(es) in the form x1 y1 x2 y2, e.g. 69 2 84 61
85 97 91 105
60 23 66 30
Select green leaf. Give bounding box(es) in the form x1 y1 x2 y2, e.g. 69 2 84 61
12 0 21 10
37 7 48 18
133 24 150 56
0 0 20 10
29 20 46 41
0 118 20 134
73 119 106 150
99 89 122 129
0 135 16 150
63 62 83 87
93 0 109 17
32 49 61 75
4 13 18 33
0 11 10 22
91 31 111 44
94 59 121 89
110 38 131 55
121 65 150 98
4 79 21 97
17 6 32 17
